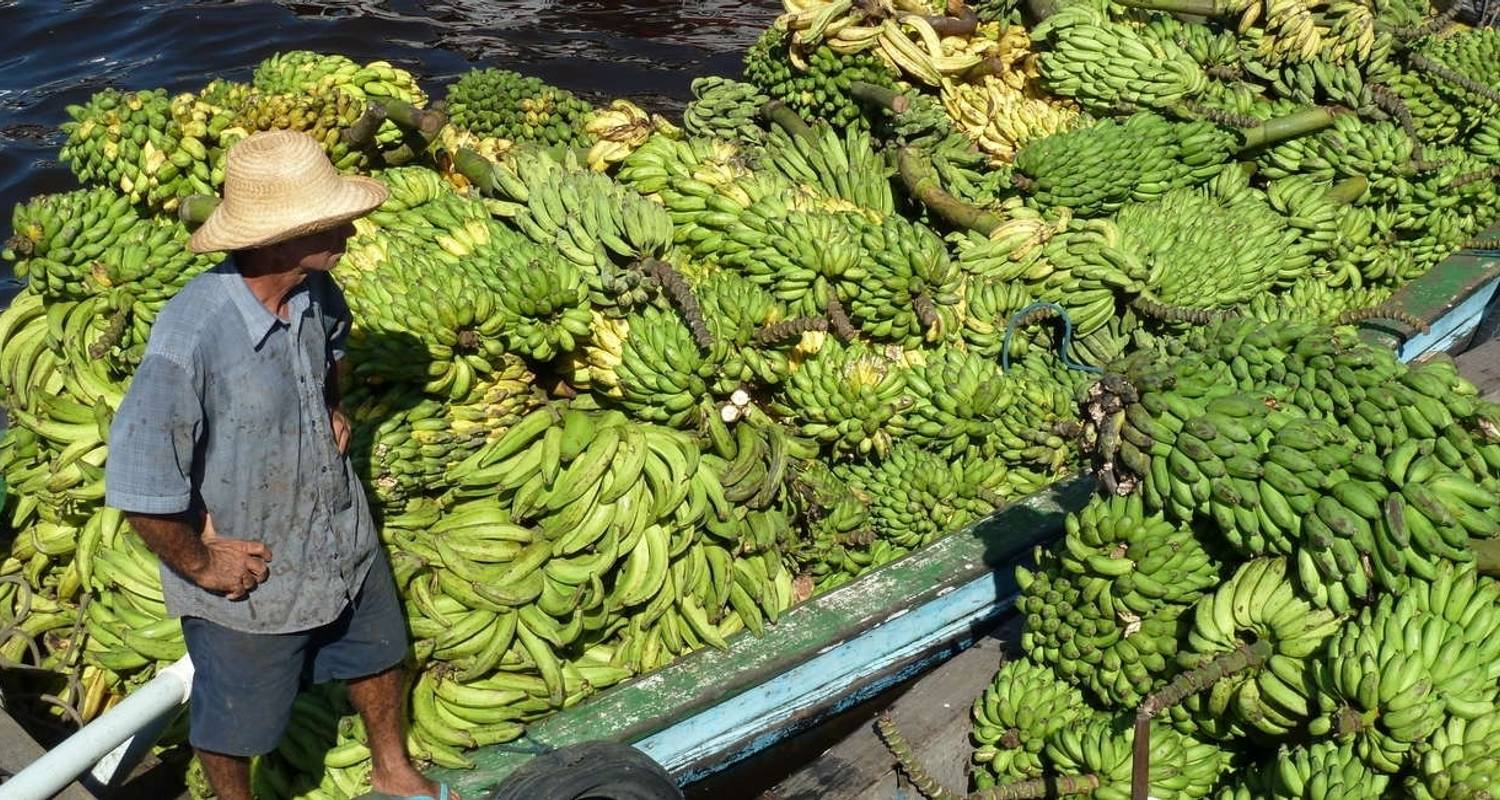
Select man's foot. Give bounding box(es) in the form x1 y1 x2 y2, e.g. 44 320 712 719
370 765 461 800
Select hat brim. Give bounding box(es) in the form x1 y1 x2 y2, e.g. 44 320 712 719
187 174 389 254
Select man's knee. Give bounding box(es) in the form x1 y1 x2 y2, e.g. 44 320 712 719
182 617 306 757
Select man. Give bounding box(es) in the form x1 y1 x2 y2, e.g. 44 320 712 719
105 130 455 800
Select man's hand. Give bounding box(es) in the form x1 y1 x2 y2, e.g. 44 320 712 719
186 514 273 601
330 407 351 455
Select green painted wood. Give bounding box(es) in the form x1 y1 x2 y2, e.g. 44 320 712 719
1361 223 1500 349
431 476 1096 796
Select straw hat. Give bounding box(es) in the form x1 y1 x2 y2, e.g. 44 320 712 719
188 130 389 254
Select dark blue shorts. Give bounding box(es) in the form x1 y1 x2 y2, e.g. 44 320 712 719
180 558 408 756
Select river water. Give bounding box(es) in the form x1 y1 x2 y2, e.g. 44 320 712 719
0 0 780 244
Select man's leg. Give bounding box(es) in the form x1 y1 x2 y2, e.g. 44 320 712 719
180 616 307 800
347 666 445 797
314 557 457 798
196 751 253 800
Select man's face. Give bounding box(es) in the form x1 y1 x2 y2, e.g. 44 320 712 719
289 222 357 272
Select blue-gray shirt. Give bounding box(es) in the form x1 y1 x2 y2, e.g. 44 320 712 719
104 258 379 634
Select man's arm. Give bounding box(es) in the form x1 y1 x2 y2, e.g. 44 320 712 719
127 512 271 601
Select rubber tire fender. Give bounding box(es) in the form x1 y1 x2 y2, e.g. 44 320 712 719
486 741 684 800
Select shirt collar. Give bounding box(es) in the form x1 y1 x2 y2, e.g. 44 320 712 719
220 256 309 351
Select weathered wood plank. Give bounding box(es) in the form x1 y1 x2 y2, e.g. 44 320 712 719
0 707 95 800
1456 338 1500 402
762 618 1021 800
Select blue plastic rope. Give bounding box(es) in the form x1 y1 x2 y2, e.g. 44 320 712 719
1001 301 1103 374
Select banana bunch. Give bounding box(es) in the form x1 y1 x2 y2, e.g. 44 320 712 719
593 306 719 429
1309 583 1497 773
970 657 1098 787
1266 173 1356 259
224 84 374 171
770 339 911 458
59 88 216 211
776 0 885 54
171 79 251 148
584 99 676 171
988 350 1088 475
6 188 139 300
1140 15 1247 76
348 358 544 510
361 165 492 237
339 228 511 400
489 249 593 363
487 147 675 311
1244 277 1397 324
82 508 186 685
1469 110 1500 164
1174 557 1342 741
1012 113 1186 218
850 213 962 346
763 120 895 216
1018 536 1178 704
781 459 877 592
1111 181 1308 313
615 134 795 264
1257 113 1415 196
3 195 218 372
724 206 865 320
0 360 120 532
1256 53 1388 116
1249 0 1378 65
744 27 900 129
252 50 426 148
1044 715 1227 800
436 125 516 178
4 515 84 608
445 68 594 148
1403 28 1500 140
901 344 1014 457
683 76 770 144
832 442 997 555
702 410 815 519
1215 740 1391 799
0 561 79 667
1379 59 1470 142
1025 494 1222 707
1014 107 1339 219
4 402 113 528
694 269 796 388
957 275 1040 359
940 73 1083 165
422 408 790 684
1396 155 1500 257
1405 711 1500 800
1031 5 1209 112
1056 494 1222 630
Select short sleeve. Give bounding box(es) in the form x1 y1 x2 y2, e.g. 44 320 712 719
104 355 203 515
322 275 353 362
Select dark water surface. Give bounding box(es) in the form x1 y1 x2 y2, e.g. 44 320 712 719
0 0 779 241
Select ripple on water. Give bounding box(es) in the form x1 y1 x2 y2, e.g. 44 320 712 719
0 0 780 251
